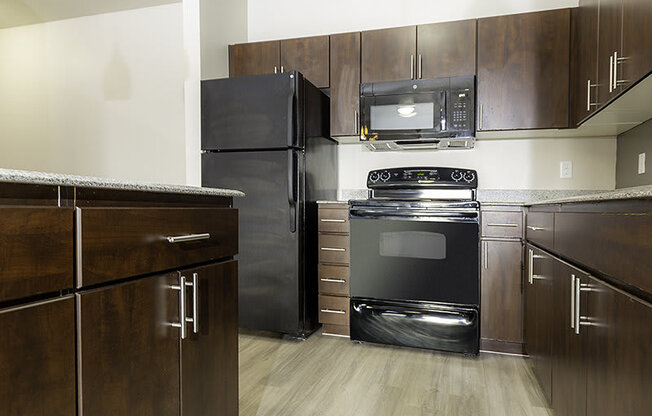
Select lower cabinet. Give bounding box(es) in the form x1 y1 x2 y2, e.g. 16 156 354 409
0 296 76 416
78 260 238 416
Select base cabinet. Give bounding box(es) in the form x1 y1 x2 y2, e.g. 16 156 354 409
0 296 76 416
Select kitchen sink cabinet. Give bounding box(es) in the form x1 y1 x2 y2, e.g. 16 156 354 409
0 296 76 416
229 40 280 78
416 19 476 79
571 0 600 125
280 35 330 88
330 32 361 137
361 26 417 83
477 9 571 131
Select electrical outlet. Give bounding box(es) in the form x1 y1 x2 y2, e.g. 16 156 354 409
560 161 573 179
639 153 646 174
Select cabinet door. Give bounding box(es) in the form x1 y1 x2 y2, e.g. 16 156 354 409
571 0 600 125
330 32 361 137
480 240 523 346
229 41 280 78
477 9 570 130
597 0 623 106
181 261 239 416
280 36 329 88
621 0 652 89
0 296 75 416
551 262 587 416
586 279 652 416
78 272 181 416
361 26 416 83
417 19 476 79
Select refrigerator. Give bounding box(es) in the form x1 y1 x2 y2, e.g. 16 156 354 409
201 72 337 337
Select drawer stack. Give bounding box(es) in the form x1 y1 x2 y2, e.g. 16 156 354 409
317 202 350 337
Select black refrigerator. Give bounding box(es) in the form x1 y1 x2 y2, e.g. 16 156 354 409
201 72 337 337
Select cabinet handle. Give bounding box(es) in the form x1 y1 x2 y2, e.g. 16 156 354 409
321 218 346 223
612 52 618 91
281 65 284 73
170 275 188 339
320 278 346 283
526 226 545 231
166 233 210 243
321 247 346 252
586 79 599 112
321 308 346 315
487 223 518 228
479 104 483 130
483 241 488 269
190 273 199 333
528 249 546 284
576 282 594 334
354 110 358 134
615 54 629 87
418 54 423 79
410 55 414 79
609 54 614 92
571 275 576 329
274 66 278 74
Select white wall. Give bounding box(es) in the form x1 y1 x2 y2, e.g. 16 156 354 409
0 4 187 184
338 138 617 191
200 0 247 79
248 0 579 41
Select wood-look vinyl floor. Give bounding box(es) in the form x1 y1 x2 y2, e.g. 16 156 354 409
239 330 553 416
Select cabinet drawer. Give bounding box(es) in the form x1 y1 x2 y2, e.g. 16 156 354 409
318 295 350 326
318 234 350 264
526 212 554 250
318 208 350 233
77 207 238 287
322 323 350 337
481 211 523 238
0 207 74 303
318 265 350 296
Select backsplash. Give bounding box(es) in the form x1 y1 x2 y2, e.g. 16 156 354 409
616 118 652 188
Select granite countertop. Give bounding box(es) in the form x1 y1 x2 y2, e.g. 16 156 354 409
527 185 652 205
0 168 244 198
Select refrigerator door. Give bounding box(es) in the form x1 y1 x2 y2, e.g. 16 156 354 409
202 150 304 334
201 72 301 151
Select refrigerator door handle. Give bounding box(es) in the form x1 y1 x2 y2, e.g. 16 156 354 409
287 74 297 148
288 150 297 233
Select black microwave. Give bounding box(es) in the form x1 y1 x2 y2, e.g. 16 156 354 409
359 76 475 150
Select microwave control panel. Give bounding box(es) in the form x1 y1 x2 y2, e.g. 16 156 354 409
449 89 473 131
367 167 478 188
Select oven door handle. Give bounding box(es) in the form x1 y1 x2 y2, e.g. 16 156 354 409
350 208 478 223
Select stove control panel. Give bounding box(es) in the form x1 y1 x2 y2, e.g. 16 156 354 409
367 167 478 189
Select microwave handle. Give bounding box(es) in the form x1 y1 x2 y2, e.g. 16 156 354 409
440 90 447 131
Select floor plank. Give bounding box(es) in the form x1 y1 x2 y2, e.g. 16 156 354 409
239 330 553 416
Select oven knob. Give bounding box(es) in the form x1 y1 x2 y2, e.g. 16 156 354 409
464 171 476 182
451 170 463 182
369 172 379 182
380 171 391 182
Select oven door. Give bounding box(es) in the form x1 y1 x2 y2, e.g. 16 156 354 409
349 206 479 305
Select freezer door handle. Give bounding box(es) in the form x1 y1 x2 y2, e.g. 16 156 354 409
288 150 297 233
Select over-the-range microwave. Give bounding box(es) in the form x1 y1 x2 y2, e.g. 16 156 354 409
359 76 475 151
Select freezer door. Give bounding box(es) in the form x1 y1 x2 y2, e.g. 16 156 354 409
201 72 301 150
202 151 304 334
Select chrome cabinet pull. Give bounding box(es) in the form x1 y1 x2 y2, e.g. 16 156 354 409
280 65 284 73
526 226 545 231
612 52 618 90
615 54 629 87
418 54 423 79
586 79 599 111
479 104 483 130
354 110 358 134
571 275 576 329
609 54 614 92
410 55 414 79
274 66 278 74
170 275 188 339
483 241 488 269
576 281 594 334
321 308 345 315
321 247 346 252
190 273 199 333
320 278 346 283
320 219 346 223
166 233 210 243
528 249 546 284
487 223 518 228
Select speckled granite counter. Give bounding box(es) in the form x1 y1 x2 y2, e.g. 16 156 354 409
0 168 244 197
527 185 652 205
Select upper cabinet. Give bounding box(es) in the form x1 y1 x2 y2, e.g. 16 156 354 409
280 36 330 88
597 0 624 106
417 19 476 79
361 26 417 83
330 32 361 137
477 9 571 131
229 41 280 78
621 0 652 92
571 0 600 125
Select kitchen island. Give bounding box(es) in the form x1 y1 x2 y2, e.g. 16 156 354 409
0 168 242 416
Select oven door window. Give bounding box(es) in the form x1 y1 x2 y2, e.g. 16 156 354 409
379 231 446 260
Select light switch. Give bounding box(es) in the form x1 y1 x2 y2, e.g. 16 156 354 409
560 161 573 179
639 153 646 174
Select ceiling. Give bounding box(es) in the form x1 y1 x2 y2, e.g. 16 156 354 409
0 0 180 29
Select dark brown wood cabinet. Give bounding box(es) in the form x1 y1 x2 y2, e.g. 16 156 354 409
416 19 476 79
0 296 76 416
571 0 600 125
361 26 417 83
280 36 329 88
597 0 623 106
330 32 361 137
621 0 652 92
229 41 280 77
477 9 571 130
181 261 239 416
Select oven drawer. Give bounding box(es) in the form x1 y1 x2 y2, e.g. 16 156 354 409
318 234 350 264
322 323 350 337
481 211 523 238
318 265 350 296
77 207 238 287
318 295 350 326
318 207 349 233
526 212 554 250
